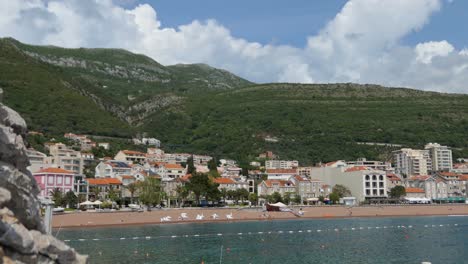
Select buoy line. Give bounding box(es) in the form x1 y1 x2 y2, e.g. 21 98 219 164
61 223 466 243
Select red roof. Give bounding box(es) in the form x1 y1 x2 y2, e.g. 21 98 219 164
121 175 135 179
122 150 146 156
293 175 309 182
345 166 370 172
324 161 338 167
405 187 425 193
266 169 297 174
87 178 122 185
178 174 192 182
165 163 184 169
408 175 430 181
263 180 294 188
213 178 236 184
34 168 74 174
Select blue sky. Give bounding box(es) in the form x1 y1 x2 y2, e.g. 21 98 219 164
126 0 467 50
1 0 468 93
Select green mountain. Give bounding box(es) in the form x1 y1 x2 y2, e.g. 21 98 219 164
1 38 467 165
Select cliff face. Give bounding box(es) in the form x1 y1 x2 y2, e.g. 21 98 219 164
0 88 87 263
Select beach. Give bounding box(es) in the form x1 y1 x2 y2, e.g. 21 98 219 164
52 204 468 228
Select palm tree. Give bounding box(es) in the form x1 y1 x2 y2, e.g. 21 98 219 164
49 188 64 207
176 185 189 207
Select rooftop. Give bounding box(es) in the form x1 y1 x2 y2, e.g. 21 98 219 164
34 167 74 174
87 178 122 185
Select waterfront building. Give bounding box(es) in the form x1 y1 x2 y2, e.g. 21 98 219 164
86 178 122 200
213 177 252 192
425 143 453 172
33 168 75 198
405 187 426 198
393 148 432 177
157 163 187 179
289 175 322 201
452 163 468 174
257 179 295 197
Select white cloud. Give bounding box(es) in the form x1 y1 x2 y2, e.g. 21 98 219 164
0 0 467 93
415 40 454 64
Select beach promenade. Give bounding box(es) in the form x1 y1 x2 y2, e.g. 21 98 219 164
52 204 468 228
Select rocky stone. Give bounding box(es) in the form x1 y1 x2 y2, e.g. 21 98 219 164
0 102 87 263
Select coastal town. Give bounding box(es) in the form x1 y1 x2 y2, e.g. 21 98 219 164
28 132 468 209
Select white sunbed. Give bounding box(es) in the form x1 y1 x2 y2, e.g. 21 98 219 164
211 213 219 219
180 213 189 220
226 213 233 220
196 214 205 220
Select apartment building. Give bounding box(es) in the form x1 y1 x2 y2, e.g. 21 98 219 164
265 160 299 169
425 143 453 172
289 175 322 201
26 148 49 173
393 148 432 177
48 143 84 174
266 169 297 180
257 180 295 197
157 163 187 179
95 160 132 178
33 168 75 198
346 158 393 172
297 167 313 178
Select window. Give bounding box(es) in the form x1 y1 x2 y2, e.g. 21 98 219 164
372 175 377 180
366 190 370 195
372 182 377 188
365 182 370 187
57 176 62 185
379 190 385 195
365 175 370 180
373 190 377 195
48 176 54 185
65 176 71 185
379 175 383 181
379 182 384 188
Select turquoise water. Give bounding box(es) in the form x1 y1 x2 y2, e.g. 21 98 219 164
58 216 468 264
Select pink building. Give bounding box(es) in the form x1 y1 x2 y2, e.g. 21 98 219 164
33 168 75 198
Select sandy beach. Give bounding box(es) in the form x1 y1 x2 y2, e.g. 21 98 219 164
52 204 468 228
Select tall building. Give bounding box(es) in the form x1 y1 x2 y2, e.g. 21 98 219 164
48 143 84 174
425 143 453 172
393 148 432 177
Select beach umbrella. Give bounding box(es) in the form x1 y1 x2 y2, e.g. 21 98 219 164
93 200 103 205
79 201 94 206
271 202 287 208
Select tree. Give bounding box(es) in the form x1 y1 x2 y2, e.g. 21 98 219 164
125 182 138 204
227 190 238 204
271 192 283 203
50 188 64 207
237 189 250 204
329 192 340 204
186 155 196 174
63 190 78 208
390 185 406 198
139 177 162 209
176 185 190 207
318 195 325 203
293 194 302 205
107 186 120 202
220 188 228 204
283 192 292 205
186 173 212 206
248 193 258 205
332 184 352 198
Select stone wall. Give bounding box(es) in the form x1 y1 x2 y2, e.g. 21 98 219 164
0 88 87 263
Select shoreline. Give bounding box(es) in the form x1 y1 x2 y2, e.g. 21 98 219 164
52 205 468 229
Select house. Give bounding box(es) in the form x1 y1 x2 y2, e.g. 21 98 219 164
141 137 161 147
266 169 297 180
452 163 468 174
386 173 403 193
33 168 75 198
213 177 252 192
258 151 277 159
436 172 466 198
289 175 322 202
257 180 295 197
86 178 122 200
114 150 147 164
163 153 191 164
407 175 448 200
157 163 187 179
405 187 426 198
346 158 393 172
95 160 132 178
97 142 110 150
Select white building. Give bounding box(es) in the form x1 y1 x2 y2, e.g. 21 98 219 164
48 143 84 174
265 169 297 180
346 158 393 172
157 163 187 179
425 143 453 172
26 149 49 173
265 160 299 169
257 180 295 197
141 138 161 147
95 160 132 178
114 150 147 164
393 148 432 177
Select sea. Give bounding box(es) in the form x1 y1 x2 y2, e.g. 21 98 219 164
57 216 468 264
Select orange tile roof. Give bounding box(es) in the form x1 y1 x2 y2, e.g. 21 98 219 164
34 167 74 174
293 175 309 182
213 178 236 184
165 163 184 169
408 175 430 181
178 174 192 182
405 187 425 193
263 180 294 188
459 175 468 181
122 150 146 156
345 166 370 172
266 169 297 174
121 175 135 179
324 161 338 167
87 178 122 185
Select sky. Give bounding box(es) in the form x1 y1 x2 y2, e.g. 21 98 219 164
1 0 468 94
